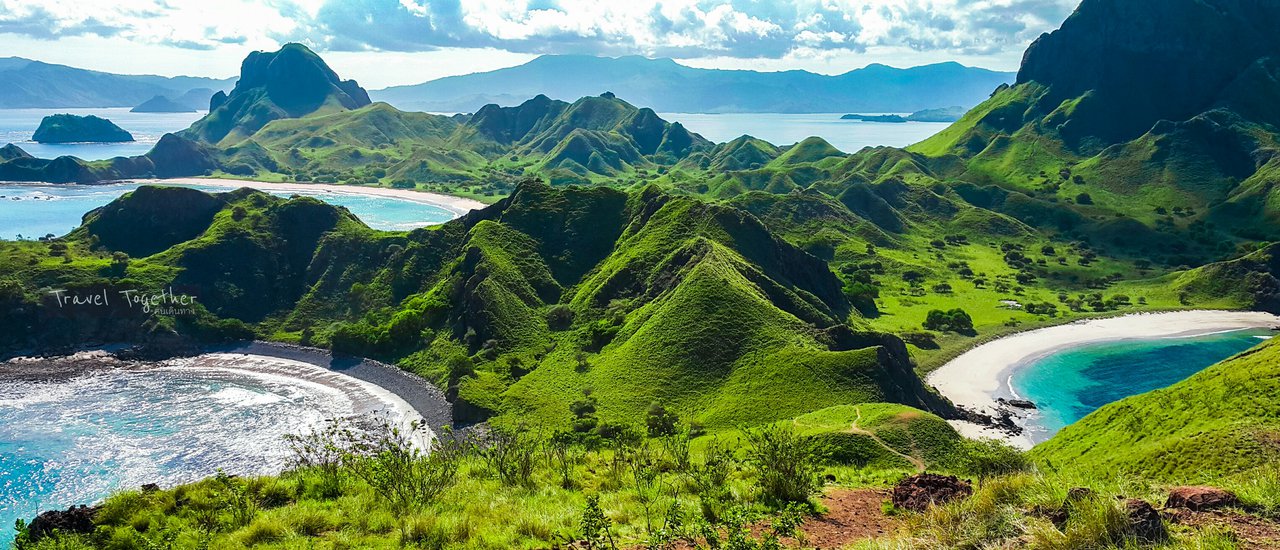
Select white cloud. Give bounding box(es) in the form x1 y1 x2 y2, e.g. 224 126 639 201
0 0 1079 82
0 0 1077 58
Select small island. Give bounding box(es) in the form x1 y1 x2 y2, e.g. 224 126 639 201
904 106 966 122
131 95 196 113
31 114 134 143
841 113 908 123
841 106 968 124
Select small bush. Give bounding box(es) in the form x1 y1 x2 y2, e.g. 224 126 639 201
645 401 680 437
923 308 974 334
546 304 575 330
962 439 1031 482
476 424 538 487
745 425 824 504
238 516 286 546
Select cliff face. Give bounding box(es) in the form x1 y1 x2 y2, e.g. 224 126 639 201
1016 0 1280 149
234 44 371 114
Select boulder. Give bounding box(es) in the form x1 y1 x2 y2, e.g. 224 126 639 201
1166 486 1239 511
26 504 100 542
1123 498 1167 543
891 473 973 512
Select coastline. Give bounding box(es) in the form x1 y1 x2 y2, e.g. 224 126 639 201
2 341 453 433
202 341 453 433
123 177 490 217
928 310 1280 449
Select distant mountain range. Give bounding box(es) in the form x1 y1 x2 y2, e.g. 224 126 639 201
0 58 234 109
370 55 1014 114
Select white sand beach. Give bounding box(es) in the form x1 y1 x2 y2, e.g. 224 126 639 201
128 177 489 217
928 310 1280 448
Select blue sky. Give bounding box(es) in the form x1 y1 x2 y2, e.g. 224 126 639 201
0 0 1080 88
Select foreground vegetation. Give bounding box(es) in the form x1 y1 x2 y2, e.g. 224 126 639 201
18 397 1278 549
11 403 993 549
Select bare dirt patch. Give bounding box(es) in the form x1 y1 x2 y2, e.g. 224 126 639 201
1166 509 1280 549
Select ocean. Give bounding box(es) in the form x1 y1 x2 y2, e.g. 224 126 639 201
0 353 423 547
0 108 205 161
658 112 948 152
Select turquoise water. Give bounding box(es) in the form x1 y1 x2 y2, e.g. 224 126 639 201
0 182 456 240
0 361 362 547
0 108 205 161
1010 330 1272 443
658 112 948 152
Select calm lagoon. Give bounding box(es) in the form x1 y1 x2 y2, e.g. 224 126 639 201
1009 329 1272 444
0 182 456 240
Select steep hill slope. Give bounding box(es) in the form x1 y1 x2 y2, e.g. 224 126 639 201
910 0 1280 243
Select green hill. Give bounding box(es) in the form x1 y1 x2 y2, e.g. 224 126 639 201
3 182 954 430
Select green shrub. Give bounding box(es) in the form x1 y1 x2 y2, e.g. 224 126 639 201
645 401 680 437
962 439 1031 482
238 516 286 546
546 304 575 330
923 308 974 334
745 424 824 504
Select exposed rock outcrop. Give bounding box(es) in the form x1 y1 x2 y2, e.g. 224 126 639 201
26 504 100 543
891 473 972 511
184 43 371 144
1166 486 1239 511
1123 499 1167 543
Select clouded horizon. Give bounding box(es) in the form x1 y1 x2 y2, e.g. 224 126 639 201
0 0 1080 88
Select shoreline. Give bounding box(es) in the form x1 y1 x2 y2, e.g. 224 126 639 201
2 341 453 433
928 310 1280 449
120 177 489 217
202 341 453 433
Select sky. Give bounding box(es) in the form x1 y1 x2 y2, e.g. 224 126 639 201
0 0 1081 89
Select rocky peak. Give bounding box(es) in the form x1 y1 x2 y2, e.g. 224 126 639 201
234 43 370 114
1017 0 1280 148
185 43 371 143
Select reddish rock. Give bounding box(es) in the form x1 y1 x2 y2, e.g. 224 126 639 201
1166 486 1239 511
1124 499 1167 543
891 473 972 512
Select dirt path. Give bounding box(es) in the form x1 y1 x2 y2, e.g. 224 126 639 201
655 488 897 549
849 406 927 472
795 488 898 548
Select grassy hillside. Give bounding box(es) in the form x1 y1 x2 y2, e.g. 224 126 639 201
2 183 954 432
